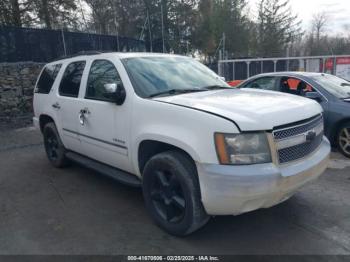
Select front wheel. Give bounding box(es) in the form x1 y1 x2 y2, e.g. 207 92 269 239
337 123 350 158
142 151 209 236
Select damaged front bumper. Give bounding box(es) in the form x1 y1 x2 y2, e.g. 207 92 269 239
197 137 330 215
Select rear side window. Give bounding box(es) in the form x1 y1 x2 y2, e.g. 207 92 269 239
35 64 62 94
59 61 86 97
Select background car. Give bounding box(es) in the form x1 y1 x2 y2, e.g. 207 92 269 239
227 80 243 87
238 72 350 158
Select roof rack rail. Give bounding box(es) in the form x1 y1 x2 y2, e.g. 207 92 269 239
75 50 102 56
51 50 103 62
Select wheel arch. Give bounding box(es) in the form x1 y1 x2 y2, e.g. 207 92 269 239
39 114 55 133
137 139 198 175
331 117 350 145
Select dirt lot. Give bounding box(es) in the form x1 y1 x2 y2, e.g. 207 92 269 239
0 127 350 255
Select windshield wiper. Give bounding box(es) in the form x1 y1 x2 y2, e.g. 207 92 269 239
201 85 231 90
149 88 207 98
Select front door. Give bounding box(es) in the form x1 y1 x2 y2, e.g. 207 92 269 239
77 59 132 172
278 77 329 121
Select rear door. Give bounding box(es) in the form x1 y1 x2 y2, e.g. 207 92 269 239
33 63 62 117
279 77 329 121
55 60 86 153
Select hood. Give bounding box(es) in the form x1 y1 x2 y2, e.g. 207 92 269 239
153 89 323 131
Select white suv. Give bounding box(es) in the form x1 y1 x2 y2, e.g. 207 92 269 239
33 52 330 235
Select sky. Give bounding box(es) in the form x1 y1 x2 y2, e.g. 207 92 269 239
248 0 350 35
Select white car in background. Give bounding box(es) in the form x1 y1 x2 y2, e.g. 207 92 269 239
33 53 330 235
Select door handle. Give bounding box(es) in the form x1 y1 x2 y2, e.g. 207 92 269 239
79 111 85 125
79 108 90 126
52 102 61 109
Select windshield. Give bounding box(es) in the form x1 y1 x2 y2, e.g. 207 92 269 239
122 56 229 98
311 74 350 99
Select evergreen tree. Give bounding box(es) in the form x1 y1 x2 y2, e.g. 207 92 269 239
257 0 302 57
194 0 251 61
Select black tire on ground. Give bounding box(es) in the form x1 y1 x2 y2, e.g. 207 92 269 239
337 122 350 158
142 150 209 236
43 122 69 168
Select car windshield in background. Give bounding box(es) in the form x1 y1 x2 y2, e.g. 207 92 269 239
311 74 350 99
122 56 229 98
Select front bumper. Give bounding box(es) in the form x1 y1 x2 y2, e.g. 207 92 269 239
197 137 330 215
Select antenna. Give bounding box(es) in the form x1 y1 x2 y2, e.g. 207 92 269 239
161 1 165 53
147 9 153 52
61 28 67 56
108 0 120 51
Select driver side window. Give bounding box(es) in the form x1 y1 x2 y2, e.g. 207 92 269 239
86 60 122 101
244 77 277 91
280 77 315 97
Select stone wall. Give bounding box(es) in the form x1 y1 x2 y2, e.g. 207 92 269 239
0 62 44 129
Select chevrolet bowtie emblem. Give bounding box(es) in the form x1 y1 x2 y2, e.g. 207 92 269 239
305 130 317 142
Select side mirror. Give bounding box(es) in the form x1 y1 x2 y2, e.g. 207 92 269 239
103 83 126 105
305 92 322 102
220 76 226 82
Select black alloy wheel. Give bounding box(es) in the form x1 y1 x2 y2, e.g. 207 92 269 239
142 150 209 236
150 169 186 223
43 122 69 167
45 128 59 161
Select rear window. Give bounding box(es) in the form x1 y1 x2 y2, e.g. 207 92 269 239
35 64 62 94
311 74 350 99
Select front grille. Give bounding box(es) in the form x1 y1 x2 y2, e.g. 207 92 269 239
278 132 323 163
273 114 324 164
273 114 323 140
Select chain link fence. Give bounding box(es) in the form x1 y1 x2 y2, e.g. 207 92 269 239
0 26 146 63
218 55 350 81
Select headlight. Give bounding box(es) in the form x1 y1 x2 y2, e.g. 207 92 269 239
214 132 272 165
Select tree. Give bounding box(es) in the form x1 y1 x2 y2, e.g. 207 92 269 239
162 0 198 53
31 0 79 29
214 0 251 58
137 0 199 53
193 0 216 59
10 0 22 26
303 12 330 56
0 0 35 27
312 12 328 43
0 0 13 26
85 0 113 34
194 0 251 61
257 0 302 57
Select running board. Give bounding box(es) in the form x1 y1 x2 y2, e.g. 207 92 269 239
65 151 141 187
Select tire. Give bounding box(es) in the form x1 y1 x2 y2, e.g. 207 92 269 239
43 122 69 167
142 150 209 236
337 122 350 158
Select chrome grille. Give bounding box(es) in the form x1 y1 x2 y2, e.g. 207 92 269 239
277 132 323 163
273 114 324 164
273 114 323 140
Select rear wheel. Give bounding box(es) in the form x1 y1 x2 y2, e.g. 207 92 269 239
337 122 350 158
142 151 209 236
43 122 69 167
